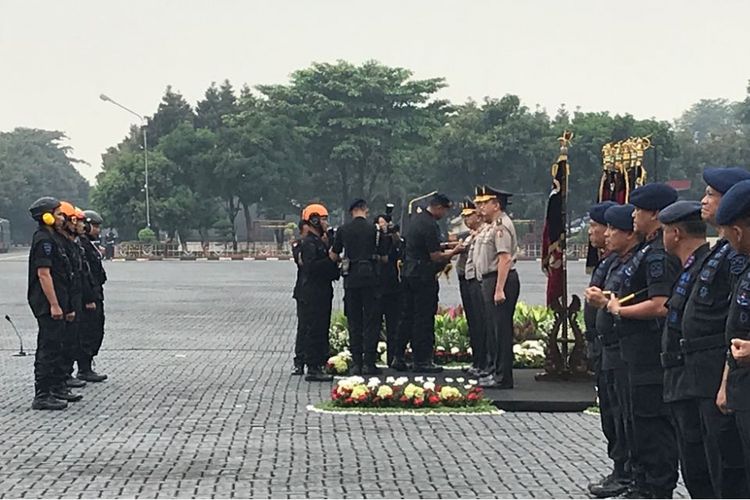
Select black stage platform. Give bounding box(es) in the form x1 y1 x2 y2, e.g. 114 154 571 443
376 368 596 413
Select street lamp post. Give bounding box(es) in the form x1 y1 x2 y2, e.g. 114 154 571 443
99 94 151 228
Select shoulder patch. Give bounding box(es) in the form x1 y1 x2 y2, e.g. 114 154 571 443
649 260 664 279
730 254 748 275
41 241 53 256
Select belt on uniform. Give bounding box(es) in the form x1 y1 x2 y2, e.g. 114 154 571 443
680 334 726 354
481 269 517 279
660 351 684 369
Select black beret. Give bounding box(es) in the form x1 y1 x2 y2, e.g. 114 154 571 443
657 200 702 224
589 201 617 225
717 180 750 225
702 167 750 194
430 193 452 208
348 198 367 212
604 204 635 232
629 183 678 211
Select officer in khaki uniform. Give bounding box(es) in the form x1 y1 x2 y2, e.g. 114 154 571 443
473 185 519 389
455 199 486 377
682 167 750 498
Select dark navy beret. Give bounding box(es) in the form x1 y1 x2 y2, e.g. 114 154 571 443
657 200 702 224
348 198 367 212
702 167 750 194
604 204 635 232
589 201 617 225
629 183 678 211
717 180 750 225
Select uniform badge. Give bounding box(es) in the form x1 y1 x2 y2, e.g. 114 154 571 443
738 292 750 307
730 255 748 275
648 261 664 279
699 286 709 299
42 242 53 256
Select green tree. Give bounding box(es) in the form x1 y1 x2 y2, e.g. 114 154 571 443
258 60 449 216
0 128 89 242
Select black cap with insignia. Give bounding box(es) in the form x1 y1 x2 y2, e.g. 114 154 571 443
657 200 702 224
473 185 513 206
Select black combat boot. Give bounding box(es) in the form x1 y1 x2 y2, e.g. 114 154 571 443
31 390 67 411
588 472 630 498
66 375 87 388
305 367 334 382
77 370 107 382
291 364 304 376
51 385 83 402
390 358 410 372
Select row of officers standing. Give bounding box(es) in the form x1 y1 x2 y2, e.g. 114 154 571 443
26 196 109 410
289 187 520 389
583 169 750 499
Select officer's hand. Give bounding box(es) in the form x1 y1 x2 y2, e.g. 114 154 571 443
85 302 97 310
606 296 622 316
716 383 732 415
65 311 76 322
584 287 608 309
50 304 63 320
494 290 506 304
731 338 750 367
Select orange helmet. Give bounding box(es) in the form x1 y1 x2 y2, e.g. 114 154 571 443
59 201 77 219
302 203 329 222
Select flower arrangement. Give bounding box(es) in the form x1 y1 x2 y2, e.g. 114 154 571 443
326 349 353 375
513 340 546 369
330 375 489 409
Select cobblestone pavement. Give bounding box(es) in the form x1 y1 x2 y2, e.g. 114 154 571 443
0 255 686 498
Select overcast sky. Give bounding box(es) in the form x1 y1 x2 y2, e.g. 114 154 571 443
2 0 749 183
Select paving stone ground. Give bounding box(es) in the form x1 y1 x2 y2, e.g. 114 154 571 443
0 251 686 498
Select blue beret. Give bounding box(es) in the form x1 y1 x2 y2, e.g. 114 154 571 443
604 204 635 232
348 198 367 212
717 180 750 225
629 183 678 211
657 200 702 224
702 167 750 194
589 201 617 225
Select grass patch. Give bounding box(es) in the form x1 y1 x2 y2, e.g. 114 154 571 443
312 400 499 414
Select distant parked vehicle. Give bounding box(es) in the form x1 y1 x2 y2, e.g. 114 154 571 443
0 218 10 253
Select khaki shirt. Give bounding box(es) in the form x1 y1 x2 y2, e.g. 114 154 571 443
473 213 517 277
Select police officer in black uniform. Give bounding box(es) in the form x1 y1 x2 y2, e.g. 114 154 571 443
291 220 309 376
76 209 109 383
393 194 461 373
682 167 750 498
606 183 680 498
299 204 339 382
330 199 386 375
375 211 402 368
658 201 714 499
586 203 640 497
583 201 627 498
716 179 750 491
27 197 72 410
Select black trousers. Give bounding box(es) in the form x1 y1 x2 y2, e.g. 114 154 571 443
600 367 629 476
293 298 305 367
697 397 749 498
34 315 66 395
669 399 715 498
60 318 81 381
378 290 401 366
613 364 635 477
627 379 679 495
78 300 105 369
459 277 486 371
480 270 520 383
397 277 438 365
300 286 333 369
734 410 750 493
344 286 380 365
